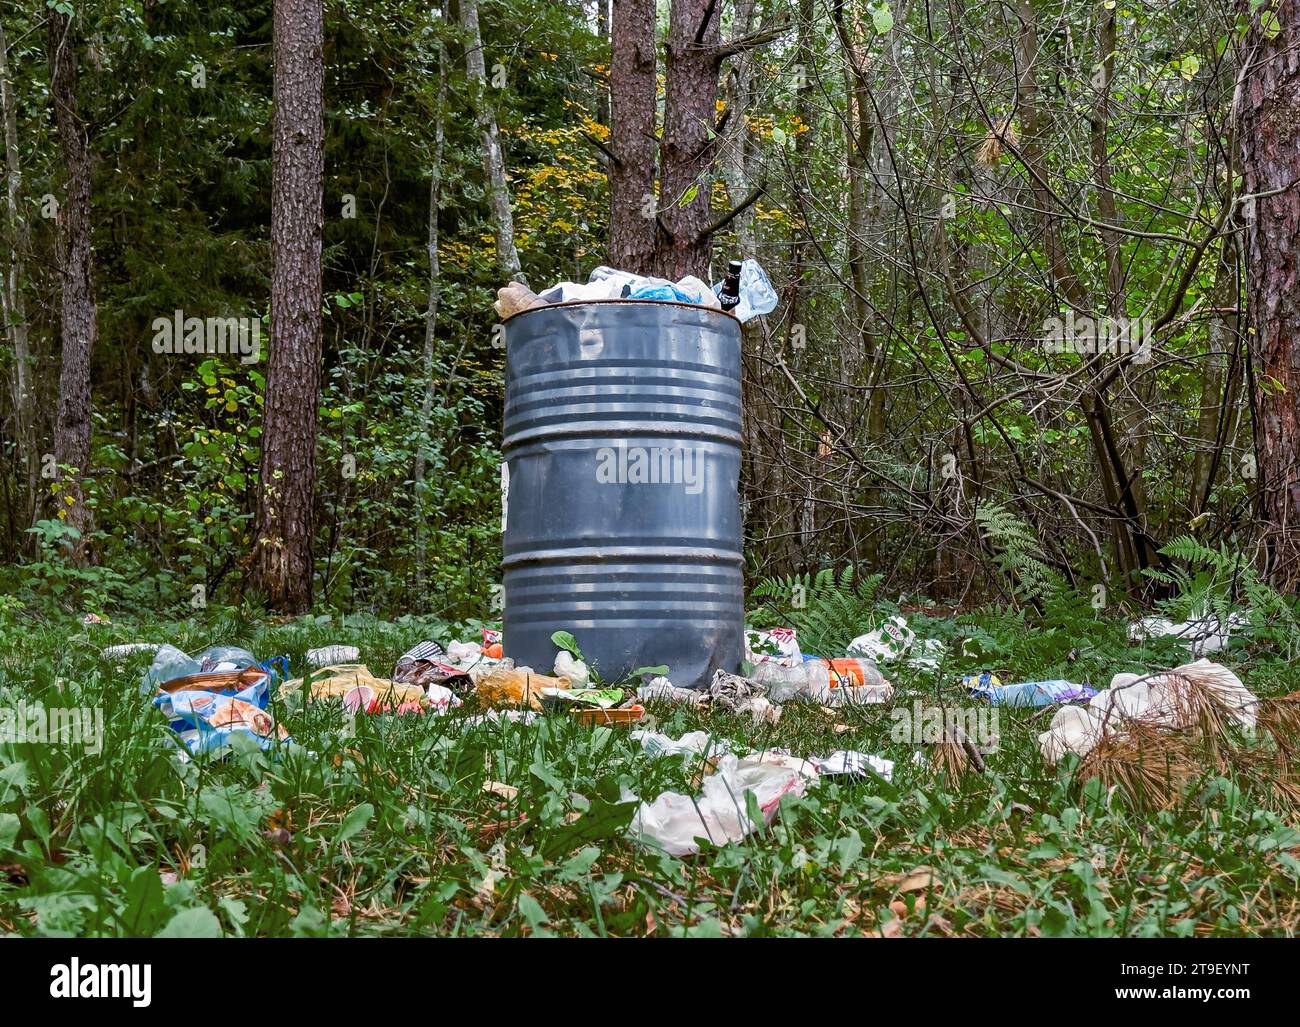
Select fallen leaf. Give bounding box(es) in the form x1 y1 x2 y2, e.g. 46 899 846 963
895 865 941 896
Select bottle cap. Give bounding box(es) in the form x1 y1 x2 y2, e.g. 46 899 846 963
728 260 743 274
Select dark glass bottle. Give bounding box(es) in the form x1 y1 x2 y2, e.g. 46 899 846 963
719 260 742 313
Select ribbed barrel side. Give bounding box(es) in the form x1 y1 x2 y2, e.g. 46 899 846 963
502 300 744 689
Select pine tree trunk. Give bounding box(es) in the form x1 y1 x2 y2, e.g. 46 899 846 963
1239 0 1300 589
655 0 723 281
252 0 325 613
46 11 97 555
461 0 525 286
607 0 657 274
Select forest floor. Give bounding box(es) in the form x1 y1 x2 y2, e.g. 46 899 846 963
1 606 1298 937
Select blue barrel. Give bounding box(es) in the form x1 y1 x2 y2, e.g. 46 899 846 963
502 299 744 690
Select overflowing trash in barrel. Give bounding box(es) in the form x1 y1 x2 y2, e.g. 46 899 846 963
493 259 779 322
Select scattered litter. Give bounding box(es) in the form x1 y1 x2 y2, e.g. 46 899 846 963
281 664 427 708
637 677 707 704
306 644 360 668
710 669 782 724
571 706 645 726
460 709 538 728
1128 612 1247 656
632 729 730 760
153 667 291 756
810 749 894 780
745 626 802 667
758 747 894 783
475 667 569 710
392 640 472 691
961 671 1003 691
627 753 806 856
849 615 947 672
541 687 624 710
752 659 893 705
848 616 915 662
446 640 482 665
341 687 425 717
969 677 1098 708
142 644 261 694
100 643 162 661
553 650 590 689
1038 659 1258 763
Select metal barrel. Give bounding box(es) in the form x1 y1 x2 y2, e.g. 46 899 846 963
501 299 744 690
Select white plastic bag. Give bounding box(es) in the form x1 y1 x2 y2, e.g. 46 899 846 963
713 258 777 322
628 754 805 856
1038 659 1258 763
745 626 802 667
553 650 591 689
847 615 915 662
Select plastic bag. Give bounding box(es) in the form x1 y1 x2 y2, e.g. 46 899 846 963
745 627 802 667
475 667 568 709
628 754 805 856
141 644 260 694
969 678 1097 708
1038 659 1258 763
163 690 291 756
712 258 777 322
847 616 915 662
553 650 590 689
307 644 360 668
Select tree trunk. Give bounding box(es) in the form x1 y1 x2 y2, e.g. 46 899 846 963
607 0 657 274
46 11 97 554
655 0 723 280
252 0 325 613
415 35 448 592
1240 0 1300 588
0 20 35 525
1191 237 1240 518
461 0 525 286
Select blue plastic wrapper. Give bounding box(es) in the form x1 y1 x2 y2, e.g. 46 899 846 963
628 281 698 304
153 670 292 756
968 678 1098 708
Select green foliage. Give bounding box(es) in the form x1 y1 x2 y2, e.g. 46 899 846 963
974 504 1067 606
751 565 887 654
0 607 1297 937
1146 535 1300 658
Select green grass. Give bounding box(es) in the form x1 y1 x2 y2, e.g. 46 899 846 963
0 604 1298 937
